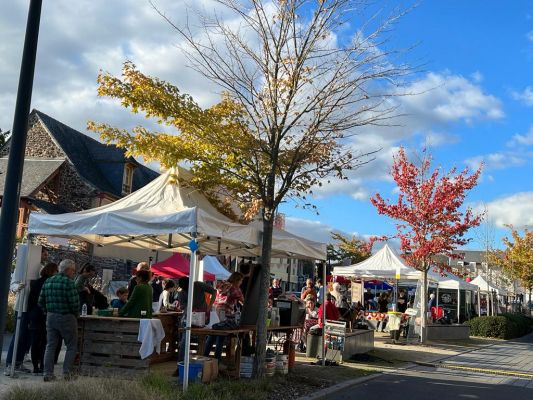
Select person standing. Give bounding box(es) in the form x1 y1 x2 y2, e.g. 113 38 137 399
270 278 283 299
28 262 58 374
300 279 317 302
119 270 153 318
204 272 244 359
315 279 324 306
397 289 408 313
39 259 79 382
174 277 216 373
75 263 96 314
376 292 389 332
151 275 164 312
128 262 150 299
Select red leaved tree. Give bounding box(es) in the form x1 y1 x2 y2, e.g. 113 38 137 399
370 147 483 342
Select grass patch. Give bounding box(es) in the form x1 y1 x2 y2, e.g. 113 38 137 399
4 365 374 400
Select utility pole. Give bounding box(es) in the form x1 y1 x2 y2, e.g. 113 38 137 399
0 0 42 361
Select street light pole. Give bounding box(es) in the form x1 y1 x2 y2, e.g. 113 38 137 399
0 0 43 361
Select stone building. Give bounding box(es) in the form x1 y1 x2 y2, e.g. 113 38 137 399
0 109 159 238
0 110 159 277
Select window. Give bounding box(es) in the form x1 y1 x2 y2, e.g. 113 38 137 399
122 164 135 194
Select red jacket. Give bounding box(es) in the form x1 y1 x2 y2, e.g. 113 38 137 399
317 300 340 327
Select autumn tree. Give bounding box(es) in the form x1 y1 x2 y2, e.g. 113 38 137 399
370 147 482 342
495 226 533 311
329 232 373 265
90 0 411 374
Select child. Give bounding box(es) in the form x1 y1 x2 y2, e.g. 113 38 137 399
111 287 128 309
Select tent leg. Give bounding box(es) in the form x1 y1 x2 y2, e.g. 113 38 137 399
183 239 199 391
457 288 460 323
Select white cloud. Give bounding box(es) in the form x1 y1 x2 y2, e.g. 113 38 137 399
465 152 527 171
527 30 533 42
511 86 533 106
508 126 533 146
0 1 221 133
284 217 345 244
477 192 533 229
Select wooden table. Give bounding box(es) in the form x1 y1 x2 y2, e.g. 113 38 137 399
78 312 181 377
180 324 302 378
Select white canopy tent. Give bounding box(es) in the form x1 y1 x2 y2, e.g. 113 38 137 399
470 275 508 295
200 256 231 280
28 167 326 387
333 244 427 281
333 244 477 321
334 244 477 290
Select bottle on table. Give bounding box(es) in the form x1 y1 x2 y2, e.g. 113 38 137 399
81 303 88 317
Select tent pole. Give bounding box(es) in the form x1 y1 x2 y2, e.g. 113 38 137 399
321 261 327 367
10 242 30 377
477 288 481 316
436 284 439 308
457 288 460 323
183 236 198 391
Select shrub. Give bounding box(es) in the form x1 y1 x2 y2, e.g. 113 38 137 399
467 313 533 339
6 293 16 333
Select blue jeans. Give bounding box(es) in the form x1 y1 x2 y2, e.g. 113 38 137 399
6 311 30 367
203 335 225 359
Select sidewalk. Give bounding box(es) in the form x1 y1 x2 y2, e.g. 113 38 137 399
0 333 66 398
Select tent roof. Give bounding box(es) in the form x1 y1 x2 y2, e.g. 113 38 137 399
333 244 421 280
28 168 258 255
201 256 231 280
333 244 477 290
470 275 508 295
28 168 326 260
151 253 215 281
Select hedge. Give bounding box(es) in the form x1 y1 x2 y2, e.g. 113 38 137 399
467 313 533 339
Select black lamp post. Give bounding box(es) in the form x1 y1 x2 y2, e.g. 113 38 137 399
0 0 42 361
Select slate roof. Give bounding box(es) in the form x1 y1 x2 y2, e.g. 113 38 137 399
34 110 159 197
27 197 68 214
0 158 64 197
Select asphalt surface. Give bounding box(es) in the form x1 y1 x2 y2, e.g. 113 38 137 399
329 333 533 400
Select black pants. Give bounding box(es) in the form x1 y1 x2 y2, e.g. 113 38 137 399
30 327 47 371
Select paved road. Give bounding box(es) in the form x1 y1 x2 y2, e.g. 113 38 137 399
330 334 533 400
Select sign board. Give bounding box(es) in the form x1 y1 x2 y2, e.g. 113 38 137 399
351 281 362 304
324 319 346 351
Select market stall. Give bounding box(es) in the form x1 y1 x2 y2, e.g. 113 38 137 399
28 167 326 387
77 312 180 377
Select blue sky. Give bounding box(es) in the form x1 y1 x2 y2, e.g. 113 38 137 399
279 1 533 249
1 1 531 250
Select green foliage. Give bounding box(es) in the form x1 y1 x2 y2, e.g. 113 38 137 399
5 293 16 333
467 313 533 339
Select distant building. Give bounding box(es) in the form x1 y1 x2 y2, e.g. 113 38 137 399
0 109 159 239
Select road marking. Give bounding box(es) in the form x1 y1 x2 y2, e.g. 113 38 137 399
437 363 533 379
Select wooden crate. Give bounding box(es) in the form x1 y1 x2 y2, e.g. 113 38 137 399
78 318 150 377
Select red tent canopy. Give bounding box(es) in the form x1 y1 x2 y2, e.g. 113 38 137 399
151 253 216 281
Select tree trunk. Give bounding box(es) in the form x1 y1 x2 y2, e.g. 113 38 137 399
252 210 274 378
420 266 428 344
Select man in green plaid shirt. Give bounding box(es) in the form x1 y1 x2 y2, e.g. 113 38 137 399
38 259 79 381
